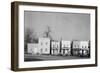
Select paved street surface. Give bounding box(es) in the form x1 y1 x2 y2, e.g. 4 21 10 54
24 54 90 62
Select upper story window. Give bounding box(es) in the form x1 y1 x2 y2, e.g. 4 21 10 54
46 42 48 45
85 46 87 48
56 44 59 48
74 45 76 48
63 44 66 48
41 49 43 53
53 44 55 48
45 48 47 51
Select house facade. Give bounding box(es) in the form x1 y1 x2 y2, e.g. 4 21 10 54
39 38 50 55
51 41 60 55
61 41 71 56
72 41 80 56
79 41 90 56
27 43 39 55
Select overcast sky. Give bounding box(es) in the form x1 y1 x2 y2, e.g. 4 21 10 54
24 11 90 41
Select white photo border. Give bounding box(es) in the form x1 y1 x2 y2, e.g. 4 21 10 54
18 5 96 68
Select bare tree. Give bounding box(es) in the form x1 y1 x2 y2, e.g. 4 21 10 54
43 26 52 40
24 28 32 53
24 28 38 53
25 28 32 42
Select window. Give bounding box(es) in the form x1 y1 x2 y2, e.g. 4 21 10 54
53 44 55 48
67 45 68 47
41 49 43 53
74 45 76 48
46 42 48 45
30 49 32 51
63 45 66 48
82 46 84 48
45 48 47 51
56 45 58 48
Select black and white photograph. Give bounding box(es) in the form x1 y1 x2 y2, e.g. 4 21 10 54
11 1 97 71
24 11 91 62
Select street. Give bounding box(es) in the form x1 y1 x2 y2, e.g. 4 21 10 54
24 54 90 61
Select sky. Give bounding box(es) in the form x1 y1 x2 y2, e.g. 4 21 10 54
24 11 90 41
